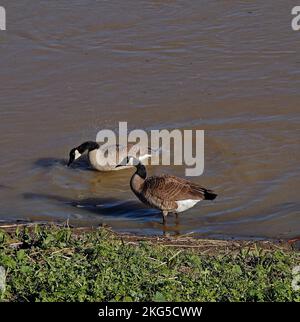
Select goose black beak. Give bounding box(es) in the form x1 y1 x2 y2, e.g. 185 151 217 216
116 156 131 168
116 163 130 168
67 155 75 167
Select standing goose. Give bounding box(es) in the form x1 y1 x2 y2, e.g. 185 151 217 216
117 156 217 224
67 141 153 171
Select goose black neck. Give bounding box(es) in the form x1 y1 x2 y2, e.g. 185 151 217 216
77 141 99 153
135 163 147 180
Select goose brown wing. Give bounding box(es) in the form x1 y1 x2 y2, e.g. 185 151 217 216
142 175 210 201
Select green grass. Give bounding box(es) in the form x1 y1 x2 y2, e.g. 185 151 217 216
0 225 299 302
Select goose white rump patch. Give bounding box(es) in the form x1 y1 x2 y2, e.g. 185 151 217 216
176 199 201 212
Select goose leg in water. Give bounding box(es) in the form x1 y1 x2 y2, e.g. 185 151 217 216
162 211 168 225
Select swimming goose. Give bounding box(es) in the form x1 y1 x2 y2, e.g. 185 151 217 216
67 141 153 171
117 156 217 224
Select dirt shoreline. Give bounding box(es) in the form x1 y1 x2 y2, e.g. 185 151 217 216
1 221 299 254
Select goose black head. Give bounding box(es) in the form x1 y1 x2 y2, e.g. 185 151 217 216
67 141 99 167
68 147 83 166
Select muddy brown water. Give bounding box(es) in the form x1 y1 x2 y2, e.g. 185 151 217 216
0 1 299 239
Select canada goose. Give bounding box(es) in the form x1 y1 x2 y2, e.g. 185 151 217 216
67 141 153 171
117 156 217 224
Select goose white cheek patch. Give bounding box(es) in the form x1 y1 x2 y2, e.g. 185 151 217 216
74 150 82 160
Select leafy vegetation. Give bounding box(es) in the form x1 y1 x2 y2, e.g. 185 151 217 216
0 226 299 302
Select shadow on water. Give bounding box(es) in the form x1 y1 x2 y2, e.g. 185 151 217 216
23 192 157 219
22 192 184 235
0 184 12 190
34 157 67 168
33 156 93 171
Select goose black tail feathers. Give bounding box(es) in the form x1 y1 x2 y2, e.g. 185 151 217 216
204 190 217 200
